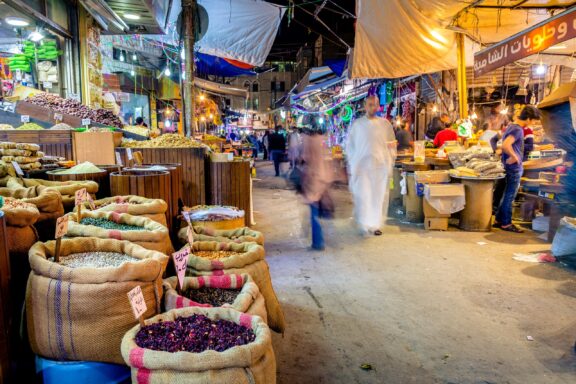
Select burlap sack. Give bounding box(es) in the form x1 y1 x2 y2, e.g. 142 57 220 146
186 242 285 333
178 226 264 246
163 274 267 322
121 307 276 384
0 198 40 227
75 195 168 227
26 238 169 364
6 225 38 254
7 178 99 211
0 185 64 222
68 211 174 255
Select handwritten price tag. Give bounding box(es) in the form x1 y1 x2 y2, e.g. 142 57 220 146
182 211 191 224
172 247 190 290
43 81 53 89
126 148 133 161
54 113 63 121
87 193 96 210
81 118 91 126
21 115 30 123
11 161 24 176
186 226 194 246
115 152 123 166
55 216 68 239
127 285 147 321
75 188 88 206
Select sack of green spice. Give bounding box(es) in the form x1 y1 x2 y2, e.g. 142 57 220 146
121 306 276 384
185 241 285 334
67 211 174 255
26 238 169 364
163 273 267 322
74 195 168 227
178 226 264 246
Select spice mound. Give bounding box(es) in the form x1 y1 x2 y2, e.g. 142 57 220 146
135 314 255 353
80 217 144 231
184 287 241 306
55 252 138 268
1 197 35 210
193 250 241 260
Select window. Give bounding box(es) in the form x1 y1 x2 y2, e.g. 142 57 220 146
270 81 276 91
253 97 259 110
243 81 251 90
279 82 285 92
252 82 259 92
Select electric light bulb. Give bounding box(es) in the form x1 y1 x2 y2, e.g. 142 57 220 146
164 67 171 76
199 95 205 102
130 69 135 76
432 105 438 113
165 120 171 128
132 53 137 61
318 117 324 124
536 64 546 75
119 53 125 62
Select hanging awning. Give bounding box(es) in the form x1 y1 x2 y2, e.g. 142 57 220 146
195 78 248 98
195 53 256 77
352 0 576 79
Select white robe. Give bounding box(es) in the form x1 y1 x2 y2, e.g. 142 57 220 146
346 116 397 231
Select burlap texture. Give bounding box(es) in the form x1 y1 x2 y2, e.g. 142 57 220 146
0 185 64 222
67 211 174 255
163 274 267 322
1 198 40 227
121 307 276 384
74 195 168 227
6 225 38 254
26 238 169 364
184 241 264 272
178 226 264 247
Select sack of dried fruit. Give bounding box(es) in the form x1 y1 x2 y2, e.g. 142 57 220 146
0 197 40 227
7 177 99 211
121 307 276 384
74 195 168 227
0 185 63 222
26 238 169 364
163 273 267 322
185 241 285 333
178 226 264 246
67 211 174 255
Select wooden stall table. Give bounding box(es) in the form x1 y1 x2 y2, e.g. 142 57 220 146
0 130 73 159
207 159 252 224
451 175 503 232
46 169 110 198
426 157 451 170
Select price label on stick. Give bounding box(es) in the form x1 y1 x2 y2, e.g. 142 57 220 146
54 113 63 122
182 211 191 225
126 148 133 161
55 216 68 239
87 193 96 210
11 161 24 177
43 81 53 89
172 247 190 291
81 118 91 126
115 152 123 167
127 286 147 325
21 115 30 123
75 188 88 206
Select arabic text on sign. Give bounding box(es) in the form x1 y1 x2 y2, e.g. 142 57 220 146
55 216 68 239
127 285 147 319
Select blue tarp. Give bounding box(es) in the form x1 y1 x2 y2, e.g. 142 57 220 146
324 58 347 77
195 53 256 77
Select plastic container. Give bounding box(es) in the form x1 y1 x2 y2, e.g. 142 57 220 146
414 141 425 164
35 356 130 384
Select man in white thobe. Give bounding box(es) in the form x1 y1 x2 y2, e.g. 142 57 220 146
346 95 397 236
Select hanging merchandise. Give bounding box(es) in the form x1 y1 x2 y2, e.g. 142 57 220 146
457 120 473 138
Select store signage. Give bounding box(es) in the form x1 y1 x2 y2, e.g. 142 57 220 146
55 216 68 239
43 82 53 89
127 285 147 324
474 8 576 76
82 119 91 126
21 115 30 123
11 161 24 176
172 247 190 290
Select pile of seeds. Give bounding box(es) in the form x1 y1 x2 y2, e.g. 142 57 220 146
184 287 241 306
135 314 255 353
1 197 35 210
80 217 144 231
193 250 241 260
54 252 138 268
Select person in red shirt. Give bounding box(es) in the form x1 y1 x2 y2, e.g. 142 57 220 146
434 126 458 148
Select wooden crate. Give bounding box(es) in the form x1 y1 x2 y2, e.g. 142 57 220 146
206 160 252 224
0 130 73 159
73 132 116 165
116 147 206 207
16 101 84 127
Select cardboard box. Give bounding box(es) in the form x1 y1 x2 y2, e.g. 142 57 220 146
423 199 451 218
423 184 465 217
73 131 116 164
425 217 449 231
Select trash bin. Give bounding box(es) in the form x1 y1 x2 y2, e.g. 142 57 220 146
35 356 131 384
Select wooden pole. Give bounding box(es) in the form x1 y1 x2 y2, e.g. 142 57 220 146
456 33 469 119
182 0 197 136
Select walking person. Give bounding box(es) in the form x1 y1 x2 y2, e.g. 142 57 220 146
301 123 332 250
346 94 397 236
494 105 541 233
288 127 302 169
268 125 287 177
262 130 270 160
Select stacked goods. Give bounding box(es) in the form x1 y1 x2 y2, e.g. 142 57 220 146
0 142 44 172
25 93 123 128
0 197 39 253
75 195 168 227
26 238 169 364
0 185 63 222
67 211 174 255
178 226 264 246
16 123 44 130
39 155 66 169
36 40 61 61
8 53 31 72
448 147 504 178
186 241 285 333
121 133 208 148
121 307 276 383
122 125 149 137
163 273 266 321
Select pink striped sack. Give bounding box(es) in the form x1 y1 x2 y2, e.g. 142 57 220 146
177 226 264 246
163 274 267 322
121 307 276 384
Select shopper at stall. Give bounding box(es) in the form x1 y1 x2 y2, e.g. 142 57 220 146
288 127 303 169
433 123 458 148
346 94 397 236
268 125 287 177
494 105 541 233
426 113 451 140
522 125 535 160
135 116 148 128
395 120 413 151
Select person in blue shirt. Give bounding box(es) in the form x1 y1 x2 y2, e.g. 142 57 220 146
494 105 541 233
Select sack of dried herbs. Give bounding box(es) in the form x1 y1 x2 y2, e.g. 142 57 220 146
121 307 276 384
185 242 285 334
26 238 169 364
67 211 174 255
177 226 264 246
74 195 168 227
163 273 267 322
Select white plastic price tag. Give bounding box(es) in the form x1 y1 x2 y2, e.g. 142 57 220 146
82 118 91 126
126 148 133 161
21 115 30 123
11 161 24 176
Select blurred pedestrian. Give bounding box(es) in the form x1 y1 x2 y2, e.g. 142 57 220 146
262 130 270 160
268 125 287 177
395 119 413 151
346 95 397 236
288 127 303 169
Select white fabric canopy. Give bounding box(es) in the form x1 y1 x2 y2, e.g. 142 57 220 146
352 0 575 79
